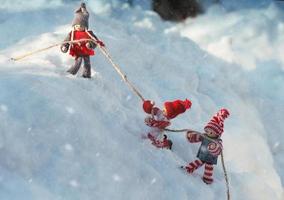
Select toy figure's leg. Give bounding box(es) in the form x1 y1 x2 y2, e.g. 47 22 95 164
147 130 160 141
67 56 82 75
185 159 204 174
202 164 214 184
147 133 155 141
82 56 91 78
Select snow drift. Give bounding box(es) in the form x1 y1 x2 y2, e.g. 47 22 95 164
0 1 283 200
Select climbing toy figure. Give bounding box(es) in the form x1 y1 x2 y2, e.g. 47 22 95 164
182 108 230 184
61 3 105 78
142 99 192 149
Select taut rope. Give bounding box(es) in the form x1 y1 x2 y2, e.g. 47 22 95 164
10 39 93 61
85 31 145 102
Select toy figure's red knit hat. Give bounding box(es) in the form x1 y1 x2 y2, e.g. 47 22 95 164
72 3 89 29
164 99 192 119
204 108 230 136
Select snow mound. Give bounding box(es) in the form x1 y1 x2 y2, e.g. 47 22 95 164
0 1 283 200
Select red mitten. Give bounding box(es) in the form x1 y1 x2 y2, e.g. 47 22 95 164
147 133 155 141
96 40 105 47
143 100 155 114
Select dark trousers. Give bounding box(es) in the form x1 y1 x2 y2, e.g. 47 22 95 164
67 56 91 78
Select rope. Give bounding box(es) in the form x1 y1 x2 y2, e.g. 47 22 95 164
165 128 231 200
10 39 93 61
85 31 145 102
165 128 221 147
99 46 145 101
164 128 190 132
221 151 231 200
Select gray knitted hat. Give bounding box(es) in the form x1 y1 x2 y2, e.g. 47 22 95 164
72 3 89 29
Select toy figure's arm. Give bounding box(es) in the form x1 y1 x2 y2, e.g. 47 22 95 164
186 130 203 143
88 31 105 47
61 32 71 53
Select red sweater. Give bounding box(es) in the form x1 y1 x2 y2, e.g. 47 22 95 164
69 31 95 57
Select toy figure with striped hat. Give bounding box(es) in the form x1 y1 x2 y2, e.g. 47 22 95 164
182 108 230 184
142 99 192 149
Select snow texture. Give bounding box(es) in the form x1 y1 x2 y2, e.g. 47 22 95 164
0 0 283 200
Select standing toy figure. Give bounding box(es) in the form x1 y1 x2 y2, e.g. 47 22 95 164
142 99 192 149
181 108 230 184
61 3 105 78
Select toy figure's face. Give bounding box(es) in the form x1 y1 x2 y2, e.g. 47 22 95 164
162 108 167 116
205 128 219 138
74 24 85 31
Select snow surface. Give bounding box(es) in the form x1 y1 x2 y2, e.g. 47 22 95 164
0 0 284 200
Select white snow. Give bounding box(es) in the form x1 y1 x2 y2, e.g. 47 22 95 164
0 0 283 200
113 174 123 182
64 143 74 152
169 4 284 70
69 179 80 188
66 106 75 114
0 0 63 11
134 18 156 31
0 104 8 112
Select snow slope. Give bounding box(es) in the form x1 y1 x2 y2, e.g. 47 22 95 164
170 1 284 186
0 1 283 200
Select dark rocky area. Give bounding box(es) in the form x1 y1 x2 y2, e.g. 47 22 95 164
152 0 203 21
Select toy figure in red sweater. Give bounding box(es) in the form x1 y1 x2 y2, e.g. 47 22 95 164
142 99 192 149
61 3 105 78
181 108 230 184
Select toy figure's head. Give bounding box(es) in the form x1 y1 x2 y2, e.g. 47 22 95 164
72 3 89 30
205 128 219 138
74 24 85 31
204 108 230 138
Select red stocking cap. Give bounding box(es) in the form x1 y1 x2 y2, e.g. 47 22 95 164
204 108 230 136
164 99 192 119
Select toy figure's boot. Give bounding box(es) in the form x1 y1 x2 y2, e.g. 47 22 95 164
164 139 173 150
183 159 204 174
147 133 156 141
67 57 82 75
82 56 91 78
202 164 214 184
